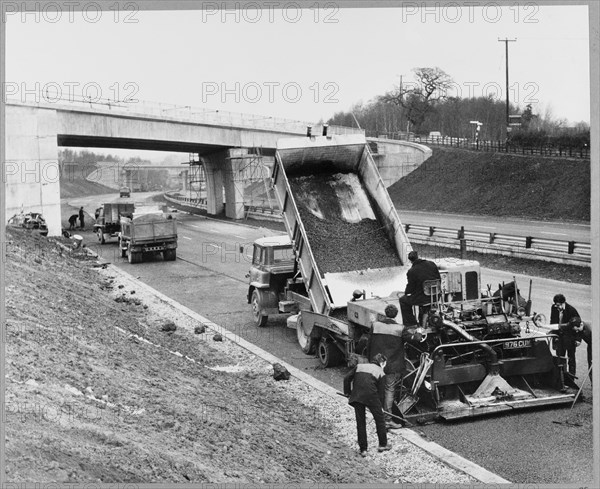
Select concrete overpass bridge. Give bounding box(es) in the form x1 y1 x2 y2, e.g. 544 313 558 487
5 98 431 235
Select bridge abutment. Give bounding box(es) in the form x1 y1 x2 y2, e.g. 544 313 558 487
5 105 62 235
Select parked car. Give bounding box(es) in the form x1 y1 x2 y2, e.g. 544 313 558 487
120 186 131 198
7 212 49 236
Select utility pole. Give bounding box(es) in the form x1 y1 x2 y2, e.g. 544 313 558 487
397 74 406 139
498 37 517 141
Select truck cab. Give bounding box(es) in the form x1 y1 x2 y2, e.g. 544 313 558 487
93 203 134 244
246 236 307 327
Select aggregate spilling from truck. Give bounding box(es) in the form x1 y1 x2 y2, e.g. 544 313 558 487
245 132 577 423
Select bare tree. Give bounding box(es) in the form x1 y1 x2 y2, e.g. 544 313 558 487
381 67 454 133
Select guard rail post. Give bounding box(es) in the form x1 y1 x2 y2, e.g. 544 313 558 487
459 238 467 259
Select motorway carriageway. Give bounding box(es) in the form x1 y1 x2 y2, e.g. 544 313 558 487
107 212 593 485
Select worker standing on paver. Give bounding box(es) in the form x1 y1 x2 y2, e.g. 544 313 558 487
343 353 392 458
367 304 410 430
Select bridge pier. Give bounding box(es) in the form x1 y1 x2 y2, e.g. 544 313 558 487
203 148 249 219
122 169 134 189
181 170 189 193
203 153 225 216
5 105 62 235
224 148 250 220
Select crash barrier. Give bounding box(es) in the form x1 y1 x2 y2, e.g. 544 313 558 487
404 224 591 266
164 193 590 266
164 192 207 209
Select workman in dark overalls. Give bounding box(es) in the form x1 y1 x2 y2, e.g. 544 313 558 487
343 353 391 458
571 317 593 385
398 251 441 327
367 304 411 430
549 294 581 385
78 207 85 230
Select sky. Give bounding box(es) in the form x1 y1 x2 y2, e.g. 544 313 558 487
3 1 593 159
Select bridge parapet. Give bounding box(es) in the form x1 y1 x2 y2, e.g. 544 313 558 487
6 96 362 136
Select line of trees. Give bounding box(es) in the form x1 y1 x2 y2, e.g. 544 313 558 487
327 67 590 149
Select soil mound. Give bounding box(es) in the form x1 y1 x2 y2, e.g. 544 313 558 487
388 147 590 222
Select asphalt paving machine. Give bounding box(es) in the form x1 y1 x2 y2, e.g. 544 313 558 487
245 132 577 422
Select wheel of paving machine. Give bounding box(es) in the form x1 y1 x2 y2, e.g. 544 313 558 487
317 337 344 367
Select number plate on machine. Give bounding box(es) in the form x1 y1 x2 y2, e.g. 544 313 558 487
503 339 532 349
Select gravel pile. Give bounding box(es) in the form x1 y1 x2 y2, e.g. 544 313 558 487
288 173 401 274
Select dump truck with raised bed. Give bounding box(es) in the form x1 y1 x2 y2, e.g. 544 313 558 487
244 132 577 422
245 132 413 327
93 203 135 244
118 212 177 264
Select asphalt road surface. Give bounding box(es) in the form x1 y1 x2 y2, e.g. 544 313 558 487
93 212 593 485
66 194 593 484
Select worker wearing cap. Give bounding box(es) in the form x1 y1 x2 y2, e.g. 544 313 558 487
367 304 410 430
343 353 391 457
399 251 441 327
571 317 593 385
550 294 581 381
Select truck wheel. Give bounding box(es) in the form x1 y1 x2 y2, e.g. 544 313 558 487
296 315 316 355
163 249 176 261
119 239 127 258
251 289 268 328
317 337 344 367
97 228 105 244
128 251 142 264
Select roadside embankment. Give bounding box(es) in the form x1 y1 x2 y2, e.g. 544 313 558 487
4 227 480 484
388 147 590 222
